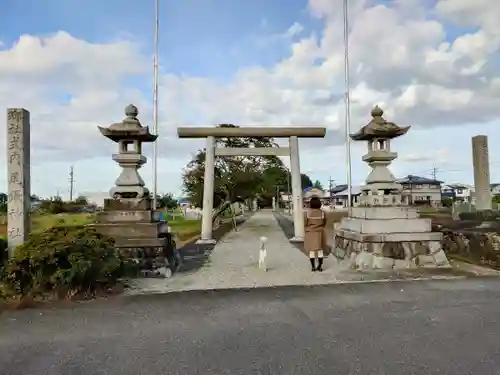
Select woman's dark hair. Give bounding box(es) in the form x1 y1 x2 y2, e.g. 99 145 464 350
309 196 322 209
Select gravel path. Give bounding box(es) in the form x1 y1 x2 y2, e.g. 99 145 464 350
126 210 342 294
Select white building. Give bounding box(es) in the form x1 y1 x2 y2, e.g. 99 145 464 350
396 175 443 207
81 192 109 208
441 184 474 203
329 185 363 207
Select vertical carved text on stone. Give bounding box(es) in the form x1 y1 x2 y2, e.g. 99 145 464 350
472 135 491 210
7 108 31 251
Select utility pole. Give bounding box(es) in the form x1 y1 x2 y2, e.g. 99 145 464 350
69 165 75 201
328 176 335 205
287 168 291 213
431 167 437 180
276 185 280 210
152 0 160 210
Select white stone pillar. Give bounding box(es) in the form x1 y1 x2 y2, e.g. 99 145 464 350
272 197 276 211
197 136 216 244
7 109 31 254
289 136 304 242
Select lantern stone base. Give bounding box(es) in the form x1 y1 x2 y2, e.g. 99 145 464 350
92 198 179 278
332 206 451 270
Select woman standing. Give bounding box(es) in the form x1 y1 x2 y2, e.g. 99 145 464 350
304 196 327 272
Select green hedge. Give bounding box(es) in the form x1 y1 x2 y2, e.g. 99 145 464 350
458 210 500 221
0 237 7 269
1 226 127 299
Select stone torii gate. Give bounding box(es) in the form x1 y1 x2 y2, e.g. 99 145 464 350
177 126 326 244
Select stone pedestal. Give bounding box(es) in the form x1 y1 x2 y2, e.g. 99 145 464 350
97 198 170 249
94 198 174 276
333 107 450 270
333 207 449 269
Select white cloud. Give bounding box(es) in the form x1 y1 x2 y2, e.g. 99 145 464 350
1 0 500 196
400 148 451 164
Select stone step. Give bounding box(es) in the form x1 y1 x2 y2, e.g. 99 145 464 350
350 206 419 219
114 237 168 248
340 217 431 234
103 198 151 211
96 210 154 223
93 222 169 238
336 229 442 242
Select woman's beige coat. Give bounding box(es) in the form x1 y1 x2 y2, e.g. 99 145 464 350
303 208 326 252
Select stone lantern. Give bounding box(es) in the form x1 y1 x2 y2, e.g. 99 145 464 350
94 105 177 278
332 106 450 270
352 106 410 207
98 104 157 199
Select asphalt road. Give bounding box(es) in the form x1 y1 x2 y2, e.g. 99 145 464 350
2 278 500 375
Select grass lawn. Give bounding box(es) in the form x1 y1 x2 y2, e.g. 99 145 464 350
0 213 94 238
0 212 201 242
169 218 201 242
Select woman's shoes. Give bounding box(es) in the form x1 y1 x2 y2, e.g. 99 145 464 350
316 258 324 272
310 258 324 271
310 258 316 272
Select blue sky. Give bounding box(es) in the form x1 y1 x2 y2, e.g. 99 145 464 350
2 0 314 78
1 0 499 199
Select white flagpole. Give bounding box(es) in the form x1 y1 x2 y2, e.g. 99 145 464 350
152 0 159 209
343 0 352 212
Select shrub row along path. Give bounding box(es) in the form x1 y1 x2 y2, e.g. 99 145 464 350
126 210 466 295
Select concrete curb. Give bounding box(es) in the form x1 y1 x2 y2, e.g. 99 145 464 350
123 274 470 296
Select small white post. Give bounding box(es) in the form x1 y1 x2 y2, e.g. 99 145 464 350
289 136 304 242
197 136 216 244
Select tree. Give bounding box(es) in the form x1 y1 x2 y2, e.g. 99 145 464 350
39 196 67 214
0 192 6 213
301 174 313 189
312 180 323 190
182 124 287 215
75 195 88 205
159 193 179 210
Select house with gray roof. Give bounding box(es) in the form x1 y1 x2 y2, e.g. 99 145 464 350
396 175 443 207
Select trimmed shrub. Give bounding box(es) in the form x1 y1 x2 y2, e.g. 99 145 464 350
0 236 7 268
459 210 500 221
1 226 126 299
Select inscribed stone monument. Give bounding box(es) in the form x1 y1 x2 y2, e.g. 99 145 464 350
472 135 491 210
6 108 31 252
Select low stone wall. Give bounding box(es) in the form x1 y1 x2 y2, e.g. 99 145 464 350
331 235 449 269
284 210 500 270
441 228 500 269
